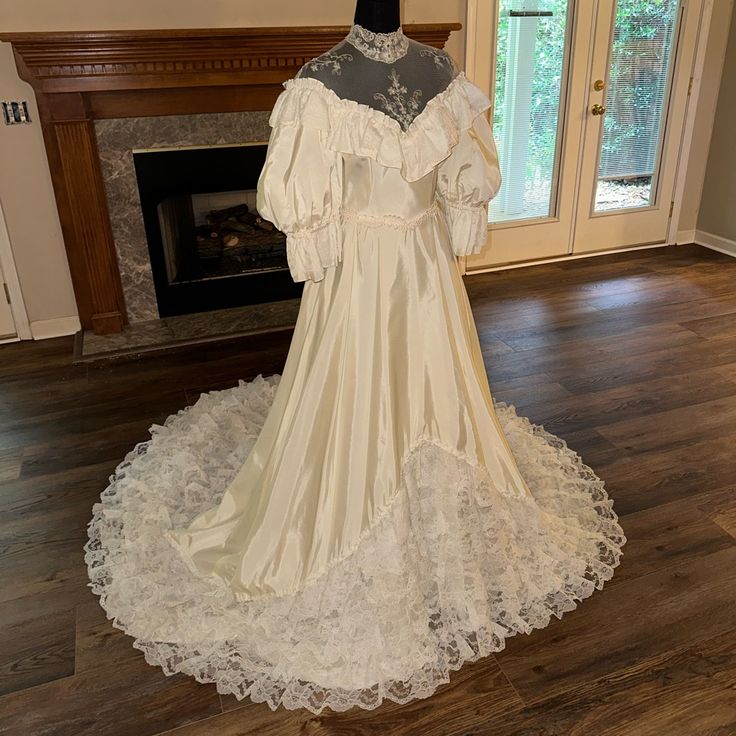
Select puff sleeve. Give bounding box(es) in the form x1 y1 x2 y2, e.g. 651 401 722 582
256 120 343 283
436 111 502 257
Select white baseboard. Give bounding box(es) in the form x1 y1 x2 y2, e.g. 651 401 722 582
693 229 736 257
676 229 697 244
30 315 81 340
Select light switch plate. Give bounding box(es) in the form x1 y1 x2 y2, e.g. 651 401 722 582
2 101 32 125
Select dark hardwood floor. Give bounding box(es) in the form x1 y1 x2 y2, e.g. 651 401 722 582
2 243 735 735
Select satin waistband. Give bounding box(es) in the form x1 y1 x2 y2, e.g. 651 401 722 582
341 155 438 219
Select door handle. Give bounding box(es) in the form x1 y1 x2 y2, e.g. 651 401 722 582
591 103 606 116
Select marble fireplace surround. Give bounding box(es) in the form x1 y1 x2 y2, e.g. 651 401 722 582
0 24 459 335
96 112 271 323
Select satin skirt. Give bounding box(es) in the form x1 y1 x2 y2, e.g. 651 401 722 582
85 204 626 713
166 205 533 600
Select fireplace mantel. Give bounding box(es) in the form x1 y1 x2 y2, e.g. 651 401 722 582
0 24 460 334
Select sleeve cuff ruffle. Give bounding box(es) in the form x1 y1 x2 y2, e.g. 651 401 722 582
440 200 490 257
286 218 343 283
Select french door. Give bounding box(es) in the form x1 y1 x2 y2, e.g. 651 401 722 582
464 0 703 269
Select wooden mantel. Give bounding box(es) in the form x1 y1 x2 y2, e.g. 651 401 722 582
0 24 460 334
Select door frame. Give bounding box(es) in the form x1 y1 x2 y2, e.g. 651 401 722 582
668 0 715 246
460 0 713 275
0 198 31 341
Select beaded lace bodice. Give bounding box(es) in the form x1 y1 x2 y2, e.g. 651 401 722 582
296 23 458 131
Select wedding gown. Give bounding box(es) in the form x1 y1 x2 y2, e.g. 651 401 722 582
85 24 626 714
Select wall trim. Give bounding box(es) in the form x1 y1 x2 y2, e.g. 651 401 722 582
668 0 715 245
693 229 736 257
30 315 81 340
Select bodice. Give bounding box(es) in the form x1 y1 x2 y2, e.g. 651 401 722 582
255 37 501 283
342 155 438 221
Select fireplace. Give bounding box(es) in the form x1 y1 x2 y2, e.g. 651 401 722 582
133 143 300 317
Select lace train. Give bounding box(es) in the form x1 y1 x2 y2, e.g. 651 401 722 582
84 374 626 714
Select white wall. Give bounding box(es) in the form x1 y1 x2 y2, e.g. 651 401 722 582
0 1 465 334
0 42 78 329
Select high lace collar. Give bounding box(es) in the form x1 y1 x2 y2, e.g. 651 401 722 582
345 23 409 63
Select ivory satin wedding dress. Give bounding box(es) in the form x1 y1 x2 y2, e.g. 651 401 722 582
85 24 626 714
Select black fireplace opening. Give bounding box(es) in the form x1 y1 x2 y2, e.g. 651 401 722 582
134 143 303 318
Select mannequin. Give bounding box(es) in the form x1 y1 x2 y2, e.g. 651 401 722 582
353 0 401 33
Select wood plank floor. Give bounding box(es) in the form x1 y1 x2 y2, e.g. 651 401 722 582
2 243 735 735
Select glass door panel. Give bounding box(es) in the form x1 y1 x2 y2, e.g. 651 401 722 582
572 0 695 255
490 0 572 223
593 0 682 213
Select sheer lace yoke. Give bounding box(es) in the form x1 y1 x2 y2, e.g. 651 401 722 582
271 71 492 183
296 24 461 131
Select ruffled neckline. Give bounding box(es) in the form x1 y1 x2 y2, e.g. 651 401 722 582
269 72 492 182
